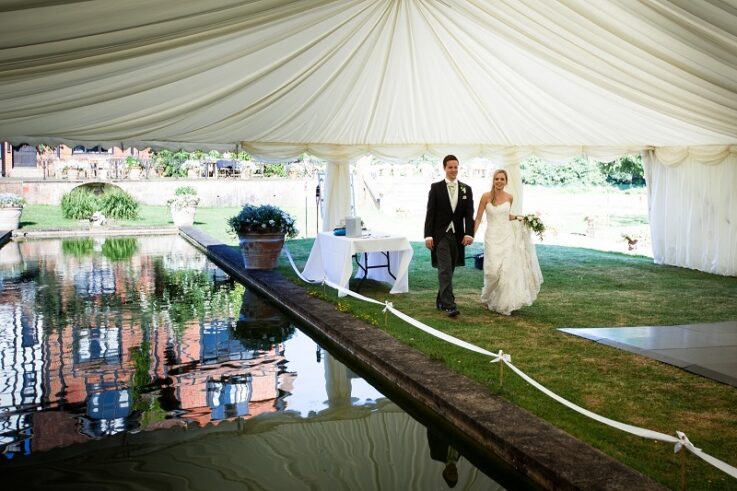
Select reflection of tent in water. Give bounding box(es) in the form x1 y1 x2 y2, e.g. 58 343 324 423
9 400 501 490
2 325 505 489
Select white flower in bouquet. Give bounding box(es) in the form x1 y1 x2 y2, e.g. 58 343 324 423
521 213 545 240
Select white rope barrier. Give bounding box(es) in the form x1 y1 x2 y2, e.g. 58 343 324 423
280 245 737 480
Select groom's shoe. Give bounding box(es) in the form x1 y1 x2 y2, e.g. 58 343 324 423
445 305 460 318
437 300 459 317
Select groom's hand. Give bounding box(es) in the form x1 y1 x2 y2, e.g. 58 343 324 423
425 238 434 250
462 235 473 246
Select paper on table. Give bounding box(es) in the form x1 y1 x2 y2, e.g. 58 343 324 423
360 231 390 239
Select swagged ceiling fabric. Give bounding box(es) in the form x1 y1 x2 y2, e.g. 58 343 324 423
1 0 736 161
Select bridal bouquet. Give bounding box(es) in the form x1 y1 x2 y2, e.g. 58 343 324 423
521 213 545 240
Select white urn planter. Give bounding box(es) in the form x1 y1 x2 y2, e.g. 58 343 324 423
0 207 22 231
170 205 197 227
0 240 22 267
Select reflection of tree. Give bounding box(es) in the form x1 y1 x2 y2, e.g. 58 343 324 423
62 236 140 264
130 340 167 427
153 260 243 336
30 256 149 334
101 237 138 262
234 289 294 351
130 340 152 406
61 238 94 257
32 261 87 333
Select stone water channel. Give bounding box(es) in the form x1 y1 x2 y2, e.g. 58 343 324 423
0 234 518 489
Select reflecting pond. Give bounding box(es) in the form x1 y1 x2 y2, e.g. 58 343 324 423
0 235 509 489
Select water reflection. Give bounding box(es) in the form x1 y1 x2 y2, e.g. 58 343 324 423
0 236 507 490
0 235 385 456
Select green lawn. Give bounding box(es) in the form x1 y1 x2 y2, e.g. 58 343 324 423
278 238 737 491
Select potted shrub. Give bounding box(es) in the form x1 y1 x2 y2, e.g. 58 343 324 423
0 193 25 231
227 204 298 270
167 186 200 227
184 159 203 179
125 156 143 180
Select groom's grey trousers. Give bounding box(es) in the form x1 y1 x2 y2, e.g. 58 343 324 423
436 232 458 307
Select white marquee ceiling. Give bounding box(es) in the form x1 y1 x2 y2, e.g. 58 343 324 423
1 0 736 159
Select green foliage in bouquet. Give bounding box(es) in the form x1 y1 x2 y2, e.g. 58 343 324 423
522 213 545 240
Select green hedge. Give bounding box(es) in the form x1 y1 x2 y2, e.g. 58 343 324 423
60 188 139 220
60 188 99 219
521 154 645 187
99 189 139 219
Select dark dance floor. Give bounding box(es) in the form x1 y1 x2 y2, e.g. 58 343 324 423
560 320 737 387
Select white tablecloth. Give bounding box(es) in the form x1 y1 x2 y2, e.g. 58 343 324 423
302 231 413 297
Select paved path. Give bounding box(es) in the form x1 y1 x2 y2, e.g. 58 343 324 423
560 321 737 387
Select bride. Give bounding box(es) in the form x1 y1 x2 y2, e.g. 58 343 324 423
473 169 543 315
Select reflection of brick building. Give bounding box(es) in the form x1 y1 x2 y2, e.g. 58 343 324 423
170 317 285 427
0 239 291 458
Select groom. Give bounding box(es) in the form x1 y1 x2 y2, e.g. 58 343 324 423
424 155 474 317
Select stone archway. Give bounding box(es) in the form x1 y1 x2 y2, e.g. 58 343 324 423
73 182 124 196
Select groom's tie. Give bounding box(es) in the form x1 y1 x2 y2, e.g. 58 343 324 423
446 182 458 233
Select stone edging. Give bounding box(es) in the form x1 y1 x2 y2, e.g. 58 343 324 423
11 226 179 239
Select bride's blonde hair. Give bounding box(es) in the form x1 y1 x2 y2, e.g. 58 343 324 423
490 169 508 205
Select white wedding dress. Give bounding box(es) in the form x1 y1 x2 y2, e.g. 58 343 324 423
481 201 543 315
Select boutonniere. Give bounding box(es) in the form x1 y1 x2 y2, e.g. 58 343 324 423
460 184 467 199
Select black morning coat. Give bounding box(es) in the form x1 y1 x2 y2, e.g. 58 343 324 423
423 180 475 267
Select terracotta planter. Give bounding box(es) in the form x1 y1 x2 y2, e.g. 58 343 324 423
238 233 285 270
170 205 197 227
0 207 22 231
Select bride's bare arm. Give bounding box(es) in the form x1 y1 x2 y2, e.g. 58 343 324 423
474 193 489 234
507 195 518 220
